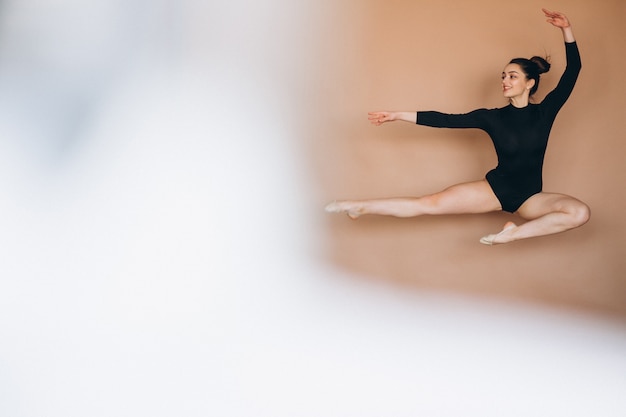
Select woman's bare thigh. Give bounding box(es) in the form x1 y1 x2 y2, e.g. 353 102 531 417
424 179 502 215
515 192 588 220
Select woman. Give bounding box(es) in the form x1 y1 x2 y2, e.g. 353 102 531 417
326 9 590 245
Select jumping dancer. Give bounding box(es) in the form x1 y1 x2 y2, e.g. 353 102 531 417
326 9 589 245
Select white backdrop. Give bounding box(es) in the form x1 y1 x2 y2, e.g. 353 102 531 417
0 1 625 416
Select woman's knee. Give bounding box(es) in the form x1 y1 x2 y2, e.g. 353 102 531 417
419 194 443 214
569 201 591 227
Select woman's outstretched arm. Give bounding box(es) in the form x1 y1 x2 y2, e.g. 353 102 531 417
543 8 575 42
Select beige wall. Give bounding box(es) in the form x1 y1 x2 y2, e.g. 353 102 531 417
314 0 626 316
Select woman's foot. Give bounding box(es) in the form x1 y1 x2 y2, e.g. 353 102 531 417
325 201 363 219
480 221 517 245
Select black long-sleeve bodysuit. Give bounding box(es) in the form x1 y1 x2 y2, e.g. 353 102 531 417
417 42 581 213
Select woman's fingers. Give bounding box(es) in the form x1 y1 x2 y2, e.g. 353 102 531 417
542 8 562 18
368 111 386 119
543 8 561 21
368 111 388 125
542 8 556 17
542 8 569 26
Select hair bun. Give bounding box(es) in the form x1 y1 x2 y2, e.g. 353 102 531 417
530 56 551 74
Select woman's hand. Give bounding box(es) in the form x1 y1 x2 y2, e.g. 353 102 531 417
542 8 570 28
542 8 575 42
368 111 417 126
368 111 396 126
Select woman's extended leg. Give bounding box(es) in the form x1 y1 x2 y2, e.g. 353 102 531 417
325 180 502 218
479 192 590 245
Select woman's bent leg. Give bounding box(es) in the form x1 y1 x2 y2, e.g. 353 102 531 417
480 192 590 244
325 180 502 218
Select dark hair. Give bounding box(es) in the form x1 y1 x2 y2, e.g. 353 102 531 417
508 55 551 96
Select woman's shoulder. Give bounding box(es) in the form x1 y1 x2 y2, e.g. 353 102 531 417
466 107 501 115
473 106 508 117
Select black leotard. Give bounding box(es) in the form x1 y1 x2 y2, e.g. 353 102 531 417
416 42 581 212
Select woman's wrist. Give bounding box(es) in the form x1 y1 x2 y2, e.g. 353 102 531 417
562 26 575 43
397 111 417 123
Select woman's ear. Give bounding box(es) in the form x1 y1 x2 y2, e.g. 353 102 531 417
526 78 536 90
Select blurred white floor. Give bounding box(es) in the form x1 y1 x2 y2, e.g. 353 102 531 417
0 1 624 416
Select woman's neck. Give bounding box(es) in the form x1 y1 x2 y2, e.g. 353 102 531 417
510 96 530 108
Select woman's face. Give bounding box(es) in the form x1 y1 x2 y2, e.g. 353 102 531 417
501 63 535 99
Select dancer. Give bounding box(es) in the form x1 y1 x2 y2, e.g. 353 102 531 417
326 8 589 245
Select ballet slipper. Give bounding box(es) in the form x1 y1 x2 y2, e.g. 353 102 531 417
325 201 361 219
480 222 517 246
325 201 341 213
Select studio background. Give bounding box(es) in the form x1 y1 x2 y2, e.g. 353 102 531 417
317 0 626 316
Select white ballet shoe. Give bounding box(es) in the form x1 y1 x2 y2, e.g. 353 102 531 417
480 223 516 246
325 201 361 219
325 201 341 213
